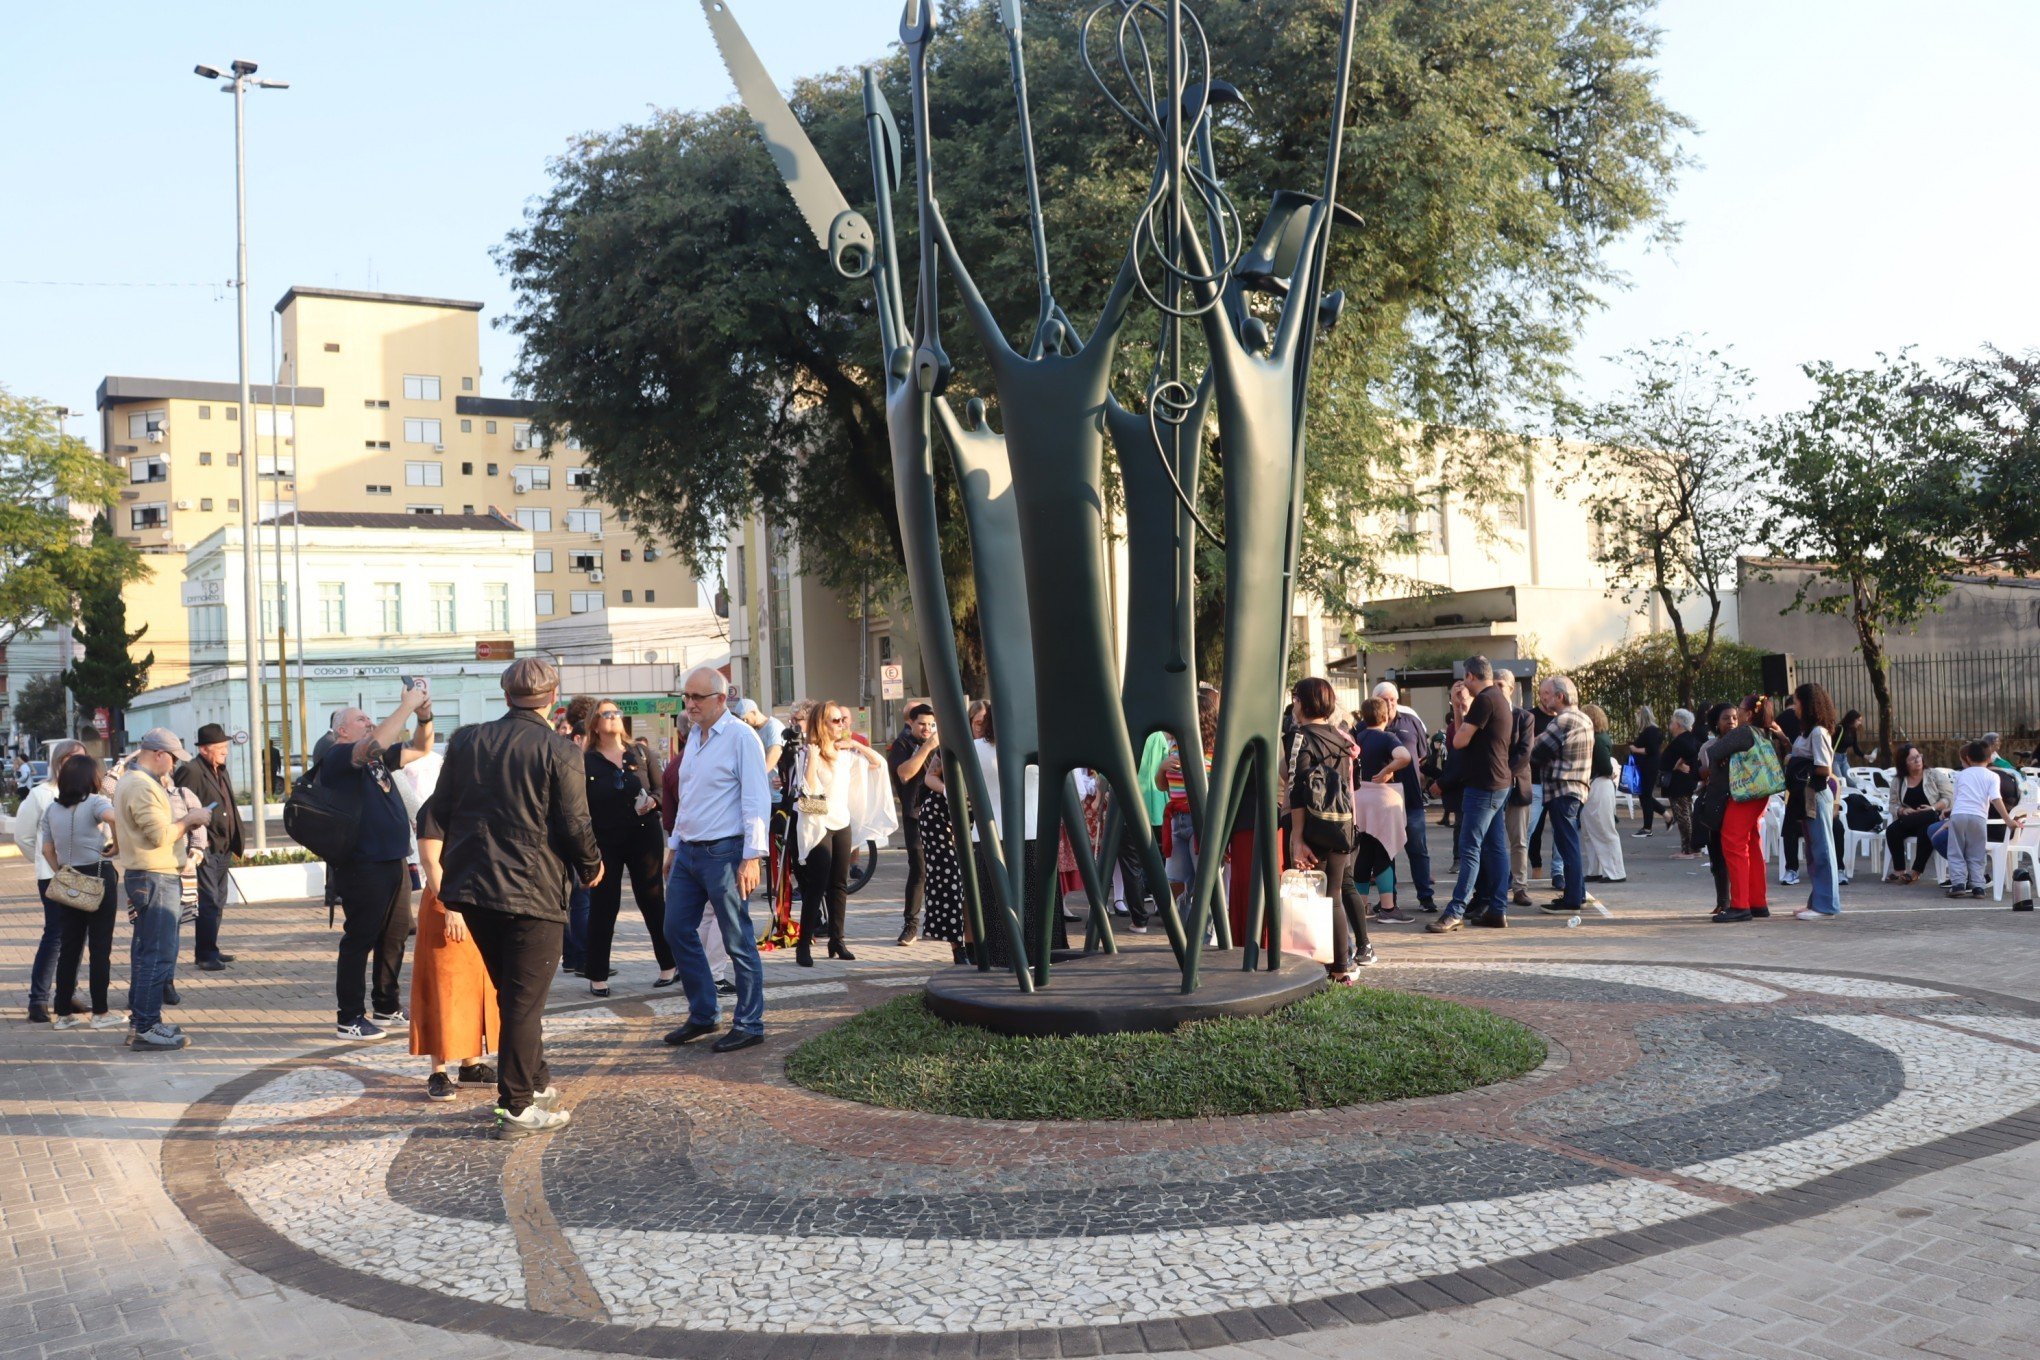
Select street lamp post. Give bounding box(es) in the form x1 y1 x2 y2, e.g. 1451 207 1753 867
194 59 288 849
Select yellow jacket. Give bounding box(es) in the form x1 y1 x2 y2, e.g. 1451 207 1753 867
114 769 181 873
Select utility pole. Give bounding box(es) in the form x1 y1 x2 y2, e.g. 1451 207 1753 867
195 58 288 848
51 406 79 745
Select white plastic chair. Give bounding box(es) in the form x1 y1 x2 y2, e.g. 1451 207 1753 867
1987 801 2039 901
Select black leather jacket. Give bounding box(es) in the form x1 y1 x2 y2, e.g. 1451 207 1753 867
423 706 600 921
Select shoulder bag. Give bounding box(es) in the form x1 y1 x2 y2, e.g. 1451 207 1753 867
1728 731 1786 803
49 803 106 913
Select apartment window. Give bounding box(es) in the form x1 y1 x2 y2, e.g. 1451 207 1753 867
568 551 600 573
363 439 391 450
534 549 554 573
1424 497 1447 553
565 508 601 535
535 590 554 616
644 589 656 604
405 461 444 487
483 582 509 631
318 582 346 635
402 374 442 402
227 452 240 466
126 409 167 439
403 418 443 445
511 423 537 451
130 456 167 483
462 504 474 515
486 462 499 476
227 499 239 512
619 549 632 563
366 484 392 495
200 498 214 511
459 419 472 433
1507 491 1529 531
430 582 456 632
407 505 442 516
643 546 660 562
226 406 238 420
462 377 474 392
130 504 167 530
254 410 293 438
515 507 551 533
569 591 603 614
567 467 594 489
324 342 339 352
375 582 402 633
565 435 583 450
198 405 211 419
485 420 497 435
513 465 551 491
363 399 379 409
199 451 212 465
260 581 289 637
621 589 634 604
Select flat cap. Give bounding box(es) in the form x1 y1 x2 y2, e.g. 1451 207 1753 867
138 727 191 760
502 657 561 708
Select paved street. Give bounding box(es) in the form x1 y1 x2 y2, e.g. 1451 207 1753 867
2 818 2037 1359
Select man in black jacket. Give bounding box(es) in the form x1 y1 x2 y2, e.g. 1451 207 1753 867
1497 670 1537 908
886 703 938 944
423 658 603 1138
174 723 245 970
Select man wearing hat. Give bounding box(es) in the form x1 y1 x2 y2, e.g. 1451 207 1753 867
116 729 214 1051
423 657 603 1138
175 723 245 971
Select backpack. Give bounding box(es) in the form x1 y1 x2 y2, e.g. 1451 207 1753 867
1843 792 1883 832
1728 732 1786 803
1294 725 1359 855
282 756 362 864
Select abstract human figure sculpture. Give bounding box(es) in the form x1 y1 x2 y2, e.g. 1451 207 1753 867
704 0 1362 993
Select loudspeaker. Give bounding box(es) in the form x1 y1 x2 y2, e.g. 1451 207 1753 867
1761 653 1795 696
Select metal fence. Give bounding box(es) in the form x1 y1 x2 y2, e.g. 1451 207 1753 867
1795 650 2040 759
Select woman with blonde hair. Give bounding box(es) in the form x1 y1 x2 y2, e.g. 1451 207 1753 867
792 700 894 966
582 699 677 996
1579 702 1626 883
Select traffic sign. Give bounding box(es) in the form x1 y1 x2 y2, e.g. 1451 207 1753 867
880 663 905 700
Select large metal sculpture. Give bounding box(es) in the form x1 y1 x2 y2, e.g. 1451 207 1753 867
704 0 1361 994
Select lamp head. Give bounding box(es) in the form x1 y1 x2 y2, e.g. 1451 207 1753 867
230 58 259 76
193 64 221 79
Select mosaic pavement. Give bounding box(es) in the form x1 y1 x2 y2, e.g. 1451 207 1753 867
154 958 2040 1357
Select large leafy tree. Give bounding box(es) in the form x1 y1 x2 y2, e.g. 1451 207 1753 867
1752 354 1971 759
1560 337 1757 707
0 389 144 648
1917 346 2040 580
500 0 1688 674
64 514 153 748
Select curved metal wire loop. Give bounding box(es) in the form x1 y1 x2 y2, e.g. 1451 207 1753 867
1144 379 1226 548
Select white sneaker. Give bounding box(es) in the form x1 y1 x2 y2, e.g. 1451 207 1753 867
51 1014 86 1031
529 1085 562 1111
495 1104 571 1139
1780 870 1800 886
88 1013 125 1031
1794 909 1831 921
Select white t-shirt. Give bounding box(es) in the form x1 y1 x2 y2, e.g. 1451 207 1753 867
1950 765 2000 820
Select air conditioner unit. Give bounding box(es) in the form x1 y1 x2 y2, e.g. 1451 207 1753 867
147 430 165 443
174 500 192 510
512 481 529 494
433 443 445 452
512 437 532 451
588 570 605 583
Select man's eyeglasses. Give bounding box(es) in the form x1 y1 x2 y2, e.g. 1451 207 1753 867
681 691 721 704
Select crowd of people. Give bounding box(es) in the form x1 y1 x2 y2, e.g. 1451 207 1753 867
13 650 2031 1133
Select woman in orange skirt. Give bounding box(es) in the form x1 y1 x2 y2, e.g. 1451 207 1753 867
412 799 499 1101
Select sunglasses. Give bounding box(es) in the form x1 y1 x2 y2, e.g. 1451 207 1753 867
829 714 851 725
596 709 621 718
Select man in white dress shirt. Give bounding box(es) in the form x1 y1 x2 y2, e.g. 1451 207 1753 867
660 667 770 1052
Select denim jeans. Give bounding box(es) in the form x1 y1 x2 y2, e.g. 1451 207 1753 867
1803 787 1843 915
1446 786 1511 919
1401 797 1435 901
562 882 592 970
29 882 64 1008
665 836 765 1036
124 870 182 1032
1547 793 1586 907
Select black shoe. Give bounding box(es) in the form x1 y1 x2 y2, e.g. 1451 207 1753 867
26 1004 51 1024
829 942 857 961
1469 912 1507 928
897 928 920 946
652 973 678 988
198 959 227 972
426 1071 456 1102
1540 900 1579 914
1372 904 1415 924
214 954 236 964
716 978 736 995
1712 908 1753 923
711 1029 764 1053
457 1062 497 1085
796 944 814 968
1749 906 1771 919
1425 913 1465 934
163 984 181 1007
589 983 610 998
1970 887 1988 899
664 1021 719 1045
1416 897 1439 914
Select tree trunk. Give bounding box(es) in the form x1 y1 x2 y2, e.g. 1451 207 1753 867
1850 581 1895 760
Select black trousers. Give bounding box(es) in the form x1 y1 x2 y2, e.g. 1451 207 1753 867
584 833 673 982
1886 810 1938 874
462 908 562 1115
899 807 927 931
1318 848 1367 970
333 857 411 1024
800 825 853 949
1706 818 1729 911
193 849 230 963
55 863 119 1014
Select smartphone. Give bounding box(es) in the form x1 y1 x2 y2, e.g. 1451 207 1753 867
401 675 431 696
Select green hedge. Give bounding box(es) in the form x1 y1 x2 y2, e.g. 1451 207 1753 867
1570 633 1768 728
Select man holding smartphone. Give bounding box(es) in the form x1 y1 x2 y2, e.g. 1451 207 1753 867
323 681 436 1041
174 723 245 971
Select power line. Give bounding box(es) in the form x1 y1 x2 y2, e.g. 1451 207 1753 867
2 279 228 291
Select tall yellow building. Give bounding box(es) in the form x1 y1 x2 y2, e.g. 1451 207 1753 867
97 287 719 686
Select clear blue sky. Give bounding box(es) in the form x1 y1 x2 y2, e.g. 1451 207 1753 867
4 1 2035 430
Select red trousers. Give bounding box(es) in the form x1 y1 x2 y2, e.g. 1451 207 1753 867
1720 798 1769 909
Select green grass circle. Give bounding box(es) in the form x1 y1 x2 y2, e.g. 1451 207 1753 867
784 986 1547 1121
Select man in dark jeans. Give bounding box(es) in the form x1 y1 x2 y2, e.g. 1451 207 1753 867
886 704 939 945
174 723 245 971
425 658 602 1138
1531 675 1595 913
1427 657 1514 933
322 684 435 1042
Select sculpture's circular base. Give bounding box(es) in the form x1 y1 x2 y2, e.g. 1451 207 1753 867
923 942 1327 1036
